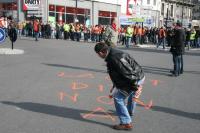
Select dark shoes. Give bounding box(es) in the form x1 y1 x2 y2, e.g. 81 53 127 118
113 123 133 130
170 70 183 77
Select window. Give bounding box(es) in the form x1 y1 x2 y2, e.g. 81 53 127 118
98 11 117 25
154 0 156 6
170 5 173 17
147 0 150 4
49 12 55 17
56 5 65 13
65 14 74 23
49 5 55 11
161 3 164 16
56 13 65 23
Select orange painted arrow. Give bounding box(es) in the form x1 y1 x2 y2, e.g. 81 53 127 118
82 107 116 122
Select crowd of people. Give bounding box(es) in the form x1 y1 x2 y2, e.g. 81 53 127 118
1 16 200 49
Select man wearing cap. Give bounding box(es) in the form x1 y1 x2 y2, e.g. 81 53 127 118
94 42 145 130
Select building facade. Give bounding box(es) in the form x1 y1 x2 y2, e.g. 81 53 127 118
120 0 161 27
0 0 121 26
192 0 200 20
160 0 195 27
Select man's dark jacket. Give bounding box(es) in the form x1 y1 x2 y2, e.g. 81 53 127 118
170 27 186 55
105 48 144 94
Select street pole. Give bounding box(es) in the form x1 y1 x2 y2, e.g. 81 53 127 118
17 0 20 22
181 0 184 25
74 0 78 23
165 0 169 28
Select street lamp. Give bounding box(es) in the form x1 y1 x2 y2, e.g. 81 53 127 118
181 0 184 24
165 0 169 28
74 0 78 23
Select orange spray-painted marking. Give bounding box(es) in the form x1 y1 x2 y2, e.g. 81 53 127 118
105 76 111 81
57 73 94 78
96 96 114 105
82 107 116 122
59 92 79 103
71 82 89 90
98 85 104 92
151 80 159 86
57 72 65 77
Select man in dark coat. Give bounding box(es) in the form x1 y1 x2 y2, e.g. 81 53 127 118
94 42 145 130
170 22 186 76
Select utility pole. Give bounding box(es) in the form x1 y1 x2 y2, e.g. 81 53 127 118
165 0 169 28
181 0 184 24
74 0 78 23
17 0 20 22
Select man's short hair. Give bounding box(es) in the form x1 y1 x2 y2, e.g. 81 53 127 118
94 42 108 53
176 21 182 27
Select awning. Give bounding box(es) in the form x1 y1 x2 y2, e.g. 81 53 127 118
0 0 17 3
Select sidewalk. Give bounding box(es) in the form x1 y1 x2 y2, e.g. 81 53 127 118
127 44 200 51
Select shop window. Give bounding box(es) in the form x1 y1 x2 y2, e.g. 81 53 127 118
99 17 110 25
66 14 74 23
77 15 85 24
110 12 117 17
56 13 65 23
56 5 65 13
49 5 55 11
3 3 17 10
49 12 55 17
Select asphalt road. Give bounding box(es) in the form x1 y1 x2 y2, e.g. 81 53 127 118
0 37 200 133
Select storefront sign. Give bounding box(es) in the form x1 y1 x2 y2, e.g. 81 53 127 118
128 17 144 23
23 0 41 11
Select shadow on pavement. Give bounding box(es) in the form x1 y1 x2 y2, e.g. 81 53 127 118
151 105 200 121
1 101 113 127
142 66 200 76
109 104 200 121
43 63 107 73
142 66 171 76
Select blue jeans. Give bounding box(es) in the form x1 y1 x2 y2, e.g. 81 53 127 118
198 37 200 48
113 77 145 124
125 37 131 48
157 38 165 49
35 32 39 41
173 54 182 75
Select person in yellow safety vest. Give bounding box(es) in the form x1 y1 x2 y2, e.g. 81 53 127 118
125 25 133 48
190 28 196 48
63 23 70 40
